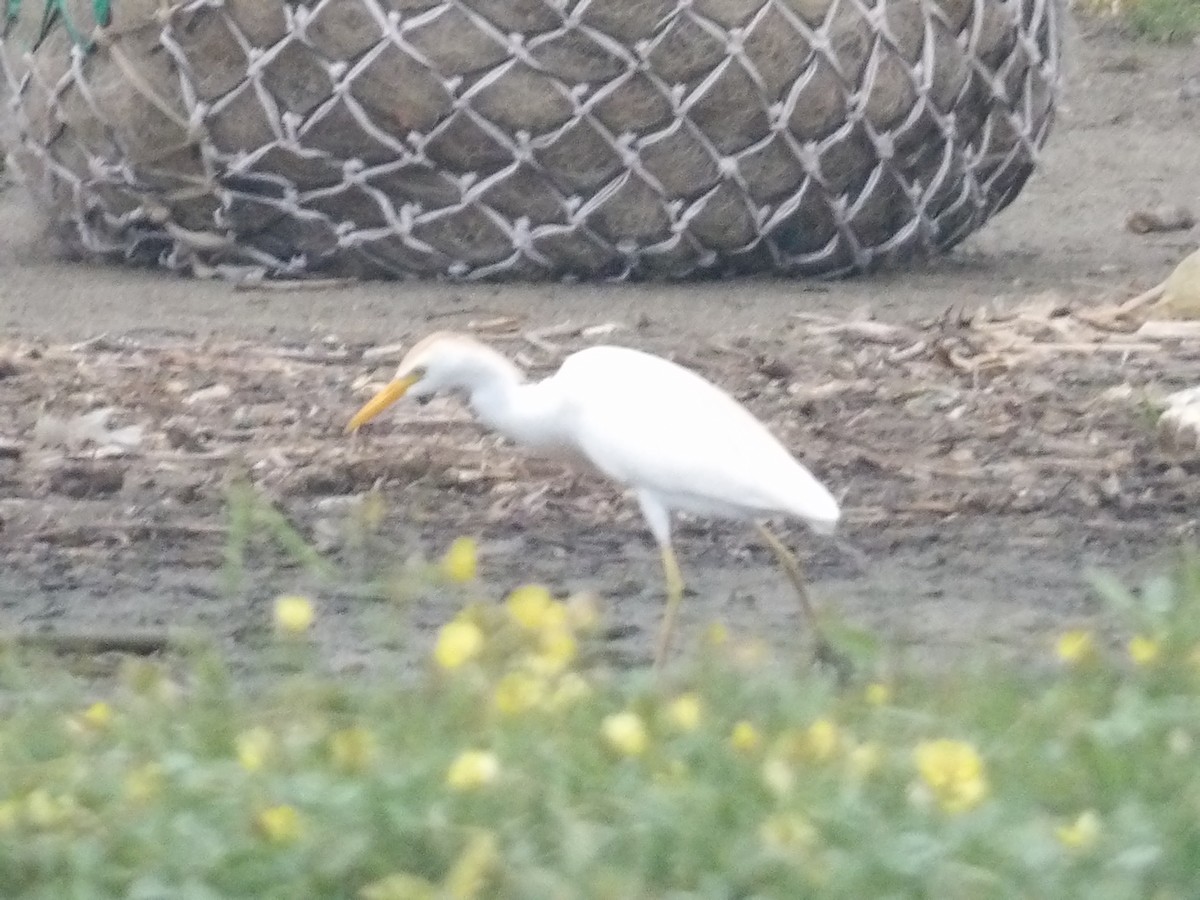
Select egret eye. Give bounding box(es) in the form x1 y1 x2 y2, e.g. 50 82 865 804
408 366 427 381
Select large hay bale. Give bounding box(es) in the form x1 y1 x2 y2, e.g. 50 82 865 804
0 0 1063 280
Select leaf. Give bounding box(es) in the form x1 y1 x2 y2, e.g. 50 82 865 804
1138 573 1176 623
1084 570 1138 618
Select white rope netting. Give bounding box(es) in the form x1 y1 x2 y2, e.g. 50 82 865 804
0 0 1062 281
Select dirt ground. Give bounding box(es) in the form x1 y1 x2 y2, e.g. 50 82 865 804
1 19 1198 677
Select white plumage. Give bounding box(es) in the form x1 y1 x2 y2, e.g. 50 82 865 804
348 332 842 668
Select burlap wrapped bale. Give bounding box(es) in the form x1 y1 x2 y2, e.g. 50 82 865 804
0 0 1063 280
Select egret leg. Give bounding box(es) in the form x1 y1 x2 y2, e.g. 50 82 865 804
754 523 850 677
653 543 686 671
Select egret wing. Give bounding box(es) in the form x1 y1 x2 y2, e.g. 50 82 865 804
554 347 837 525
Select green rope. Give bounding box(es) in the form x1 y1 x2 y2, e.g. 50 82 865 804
3 0 111 50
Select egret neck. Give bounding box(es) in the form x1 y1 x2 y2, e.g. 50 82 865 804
463 354 568 452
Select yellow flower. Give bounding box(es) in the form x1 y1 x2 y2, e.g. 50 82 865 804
359 872 437 900
441 537 478 583
123 763 164 805
236 727 274 773
1129 635 1160 667
731 720 762 754
274 595 315 635
761 757 795 796
546 673 591 711
807 718 840 762
82 701 113 730
1056 810 1101 852
865 682 892 706
914 739 988 815
24 789 75 829
444 830 500 900
446 750 499 791
847 741 883 779
434 619 484 671
602 711 649 757
493 671 546 715
505 585 559 631
704 622 729 647
256 804 302 843
329 726 378 774
666 693 703 732
1056 630 1096 666
536 627 577 673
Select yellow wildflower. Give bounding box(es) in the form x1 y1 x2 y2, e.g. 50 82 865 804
493 671 546 715
666 693 703 732
807 718 840 762
434 619 484 671
602 711 649 757
847 741 883 779
761 757 795 796
236 726 274 773
441 537 478 583
865 682 892 706
359 872 437 900
1056 810 1101 852
24 789 75 829
446 750 500 791
546 673 591 711
536 627 577 673
82 701 113 730
1129 635 1160 667
444 830 500 900
1056 630 1096 665
274 595 315 635
505 584 558 631
255 804 303 843
914 739 988 814
731 720 762 754
123 763 164 805
329 726 378 774
704 622 729 647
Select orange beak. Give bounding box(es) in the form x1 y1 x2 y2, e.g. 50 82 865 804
346 373 421 433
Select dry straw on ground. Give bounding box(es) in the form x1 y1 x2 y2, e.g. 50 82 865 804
1 0 1062 280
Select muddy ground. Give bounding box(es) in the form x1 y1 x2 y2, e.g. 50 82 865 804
1 19 1198 677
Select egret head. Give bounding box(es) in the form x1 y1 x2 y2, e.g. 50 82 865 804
346 332 510 432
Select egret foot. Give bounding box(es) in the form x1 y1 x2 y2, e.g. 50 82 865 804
754 523 853 680
653 544 686 671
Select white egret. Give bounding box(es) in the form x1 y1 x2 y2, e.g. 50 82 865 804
347 332 842 669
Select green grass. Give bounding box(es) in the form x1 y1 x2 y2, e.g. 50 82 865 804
1 544 1200 898
1075 0 1200 41
1126 0 1200 41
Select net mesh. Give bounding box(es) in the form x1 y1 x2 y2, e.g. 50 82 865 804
0 0 1063 281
